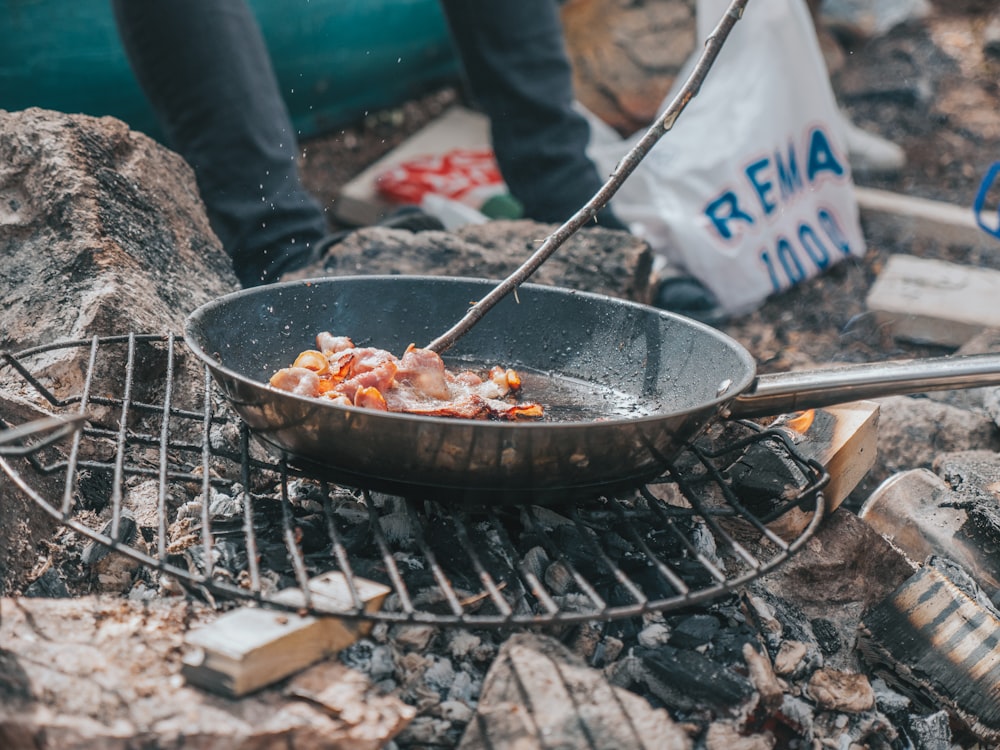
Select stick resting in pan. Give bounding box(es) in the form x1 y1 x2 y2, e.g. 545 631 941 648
269 332 544 420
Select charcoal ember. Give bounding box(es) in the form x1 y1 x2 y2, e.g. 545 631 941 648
743 590 824 680
391 624 437 652
397 715 458 747
76 467 114 512
80 510 145 593
341 639 399 683
445 669 480 705
434 699 474 724
568 620 606 661
444 629 496 665
23 567 70 598
611 645 755 715
324 500 375 556
709 626 760 665
207 419 243 457
421 514 516 592
182 538 247 581
543 558 575 596
422 654 458 698
79 512 136 565
588 633 624 668
771 694 816 744
286 478 328 513
668 613 722 650
809 617 842 656
605 614 643 644
872 678 956 749
292 513 332 554
726 440 809 517
905 710 953 750
207 487 244 521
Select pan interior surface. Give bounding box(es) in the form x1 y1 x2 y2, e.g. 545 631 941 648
184 276 757 500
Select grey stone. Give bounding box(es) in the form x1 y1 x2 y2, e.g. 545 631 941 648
0 108 237 353
299 220 654 304
852 395 1000 503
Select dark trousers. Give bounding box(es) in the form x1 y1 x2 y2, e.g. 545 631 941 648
112 0 615 286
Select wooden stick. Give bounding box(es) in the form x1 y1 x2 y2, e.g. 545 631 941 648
426 0 751 353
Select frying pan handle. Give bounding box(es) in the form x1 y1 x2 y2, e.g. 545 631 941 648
730 352 1000 419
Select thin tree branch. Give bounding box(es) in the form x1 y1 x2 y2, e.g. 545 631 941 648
426 0 751 354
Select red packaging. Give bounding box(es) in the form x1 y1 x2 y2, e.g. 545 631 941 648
375 148 505 206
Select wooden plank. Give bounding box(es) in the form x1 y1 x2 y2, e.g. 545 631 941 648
797 400 879 514
757 401 879 540
182 571 391 697
865 254 1000 346
855 186 997 249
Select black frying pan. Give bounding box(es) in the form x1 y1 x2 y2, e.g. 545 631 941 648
184 276 1000 503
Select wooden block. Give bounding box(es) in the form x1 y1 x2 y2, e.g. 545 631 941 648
865 254 1000 346
182 571 391 697
272 570 391 644
855 186 997 250
763 400 879 539
793 400 879 514
334 105 491 227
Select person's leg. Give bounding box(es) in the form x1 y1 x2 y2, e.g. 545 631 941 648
111 0 328 286
437 0 625 229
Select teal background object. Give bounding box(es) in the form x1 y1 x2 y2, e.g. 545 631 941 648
1 0 461 140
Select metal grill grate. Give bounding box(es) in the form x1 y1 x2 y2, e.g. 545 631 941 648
1 334 828 627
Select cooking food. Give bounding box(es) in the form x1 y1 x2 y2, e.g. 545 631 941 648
268 332 544 420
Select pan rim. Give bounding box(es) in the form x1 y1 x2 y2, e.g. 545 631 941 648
182 274 759 430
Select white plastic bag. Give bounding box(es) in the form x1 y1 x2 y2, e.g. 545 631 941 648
586 0 865 316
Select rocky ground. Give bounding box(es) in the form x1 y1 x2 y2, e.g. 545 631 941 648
296 0 1000 373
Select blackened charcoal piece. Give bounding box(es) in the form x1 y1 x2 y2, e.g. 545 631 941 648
81 511 138 565
634 644 754 713
810 617 842 656
727 440 808 516
668 613 722 650
711 625 759 664
23 568 70 598
904 710 952 750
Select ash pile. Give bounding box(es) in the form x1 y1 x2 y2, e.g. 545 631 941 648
4 109 1000 750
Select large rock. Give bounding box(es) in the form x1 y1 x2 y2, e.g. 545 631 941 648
304 220 654 303
848 394 1000 507
561 0 696 136
0 108 237 596
0 107 237 352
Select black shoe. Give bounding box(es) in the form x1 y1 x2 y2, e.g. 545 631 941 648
653 275 728 327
